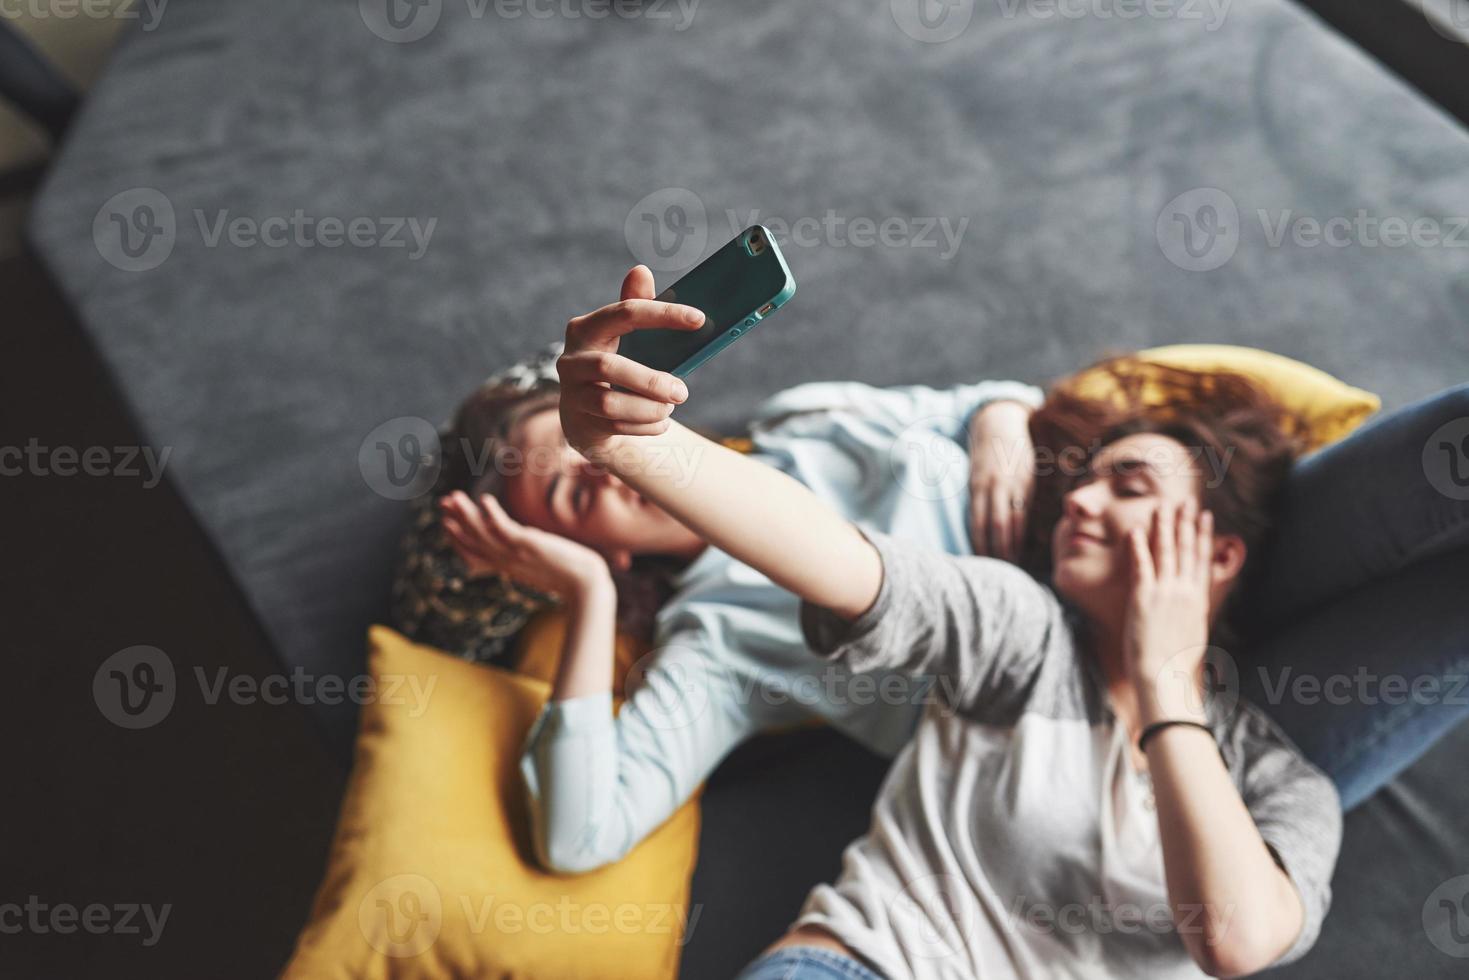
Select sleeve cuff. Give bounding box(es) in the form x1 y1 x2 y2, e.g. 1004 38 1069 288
1261 838 1328 967
799 527 896 664
984 381 1046 411
962 382 1045 431
531 691 614 738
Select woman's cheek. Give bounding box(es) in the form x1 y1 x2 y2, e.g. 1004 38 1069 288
591 502 641 550
1110 537 1130 571
1116 501 1156 540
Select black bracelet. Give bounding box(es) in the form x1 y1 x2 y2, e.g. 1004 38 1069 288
1137 719 1215 753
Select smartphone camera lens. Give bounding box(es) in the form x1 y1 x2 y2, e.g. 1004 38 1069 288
747 228 767 257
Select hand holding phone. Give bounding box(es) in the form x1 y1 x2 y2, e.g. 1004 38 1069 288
556 266 704 459
557 263 883 624
617 225 796 378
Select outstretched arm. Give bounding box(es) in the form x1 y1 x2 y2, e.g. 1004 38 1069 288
557 265 882 620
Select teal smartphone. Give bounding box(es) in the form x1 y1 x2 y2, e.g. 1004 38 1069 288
619 225 796 378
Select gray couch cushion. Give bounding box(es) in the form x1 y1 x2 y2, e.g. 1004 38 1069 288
30 0 1469 741
27 0 1469 974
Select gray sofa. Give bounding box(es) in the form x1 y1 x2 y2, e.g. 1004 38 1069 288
28 0 1469 975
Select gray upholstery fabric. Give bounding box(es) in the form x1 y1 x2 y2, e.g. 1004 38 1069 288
27 0 1469 975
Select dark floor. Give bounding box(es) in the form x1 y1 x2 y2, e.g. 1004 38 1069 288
1 250 344 978
4 2 1467 977
1294 0 1469 129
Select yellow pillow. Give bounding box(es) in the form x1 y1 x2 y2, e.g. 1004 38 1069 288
282 626 701 980
511 608 647 699
1063 344 1380 451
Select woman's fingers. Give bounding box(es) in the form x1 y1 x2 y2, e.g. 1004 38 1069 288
442 516 483 555
988 481 1011 561
1152 503 1176 580
565 297 705 353
557 411 674 444
620 264 657 302
972 474 1033 562
969 488 990 556
564 377 680 424
1009 477 1033 561
479 494 532 551
555 268 702 459
972 482 994 557
557 346 686 435
1196 509 1215 587
441 516 496 569
1167 500 1185 579
558 350 688 406
439 496 481 546
1176 498 1197 581
1129 527 1155 592
477 493 517 531
605 419 674 437
450 491 509 553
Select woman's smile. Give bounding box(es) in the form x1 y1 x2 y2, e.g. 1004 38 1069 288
1067 527 1107 547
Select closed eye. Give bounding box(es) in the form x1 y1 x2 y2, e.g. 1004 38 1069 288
545 473 578 530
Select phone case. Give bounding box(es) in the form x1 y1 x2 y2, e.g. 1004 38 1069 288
620 225 797 378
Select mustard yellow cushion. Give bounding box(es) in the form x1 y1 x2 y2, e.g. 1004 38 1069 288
1063 344 1380 452
282 626 701 980
511 608 647 699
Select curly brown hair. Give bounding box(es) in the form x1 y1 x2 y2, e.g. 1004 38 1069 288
438 382 687 645
1024 354 1303 639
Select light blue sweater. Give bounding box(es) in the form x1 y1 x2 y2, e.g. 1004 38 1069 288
519 379 1044 873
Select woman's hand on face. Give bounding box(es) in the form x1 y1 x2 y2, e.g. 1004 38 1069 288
1123 499 1214 709
968 400 1036 562
439 491 612 598
557 265 701 460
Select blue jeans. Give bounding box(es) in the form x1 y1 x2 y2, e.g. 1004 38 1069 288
1238 384 1469 809
734 946 887 980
